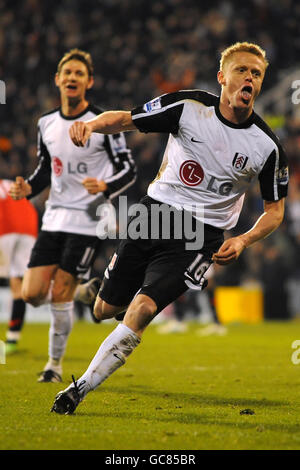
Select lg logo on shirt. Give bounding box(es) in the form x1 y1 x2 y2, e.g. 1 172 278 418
179 160 233 195
52 157 88 176
179 160 204 186
207 177 233 196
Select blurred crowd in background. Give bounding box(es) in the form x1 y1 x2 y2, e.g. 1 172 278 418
0 0 300 320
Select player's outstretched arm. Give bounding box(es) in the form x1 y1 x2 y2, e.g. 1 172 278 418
69 111 136 147
9 176 32 200
212 198 285 266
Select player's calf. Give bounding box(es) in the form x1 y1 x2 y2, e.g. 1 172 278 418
51 269 78 303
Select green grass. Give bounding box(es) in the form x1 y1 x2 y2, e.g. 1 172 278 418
1 320 300 450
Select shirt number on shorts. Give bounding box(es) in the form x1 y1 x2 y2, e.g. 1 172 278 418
184 254 211 290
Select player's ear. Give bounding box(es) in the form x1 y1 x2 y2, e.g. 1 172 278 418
54 73 60 88
87 76 94 90
217 70 226 86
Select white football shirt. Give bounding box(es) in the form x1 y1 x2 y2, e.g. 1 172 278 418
131 90 288 230
27 104 136 235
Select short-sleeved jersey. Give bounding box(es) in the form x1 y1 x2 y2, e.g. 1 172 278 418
131 90 288 230
27 104 136 236
0 179 38 237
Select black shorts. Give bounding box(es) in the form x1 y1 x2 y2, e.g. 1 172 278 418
28 230 100 278
99 196 224 313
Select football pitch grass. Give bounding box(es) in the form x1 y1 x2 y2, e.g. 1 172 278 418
1 320 300 450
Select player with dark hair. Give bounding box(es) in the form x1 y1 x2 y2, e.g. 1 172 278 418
9 48 136 382
50 42 288 413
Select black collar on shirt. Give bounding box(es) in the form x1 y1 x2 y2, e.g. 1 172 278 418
59 103 91 120
215 98 255 129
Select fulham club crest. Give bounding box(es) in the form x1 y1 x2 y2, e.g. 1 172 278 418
232 152 248 170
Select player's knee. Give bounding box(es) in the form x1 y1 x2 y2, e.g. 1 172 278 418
93 298 103 320
22 287 45 307
126 295 157 324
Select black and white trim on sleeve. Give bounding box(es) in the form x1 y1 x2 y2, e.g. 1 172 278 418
103 133 137 199
254 114 289 201
131 90 218 134
26 126 51 199
258 145 288 201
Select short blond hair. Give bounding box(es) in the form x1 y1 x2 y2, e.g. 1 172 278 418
57 48 94 77
220 42 269 71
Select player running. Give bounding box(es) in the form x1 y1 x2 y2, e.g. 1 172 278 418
50 42 288 413
0 179 38 354
9 49 136 382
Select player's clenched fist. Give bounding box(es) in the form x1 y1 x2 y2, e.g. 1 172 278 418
212 237 246 265
82 178 108 194
69 121 93 147
9 176 32 200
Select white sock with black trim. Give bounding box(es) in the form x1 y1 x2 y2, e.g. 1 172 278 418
73 324 140 398
48 301 74 370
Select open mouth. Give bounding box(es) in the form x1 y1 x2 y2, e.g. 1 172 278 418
66 84 77 90
241 85 252 103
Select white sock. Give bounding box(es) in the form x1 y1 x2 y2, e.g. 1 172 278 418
48 301 74 365
73 324 140 398
6 331 21 342
43 358 62 375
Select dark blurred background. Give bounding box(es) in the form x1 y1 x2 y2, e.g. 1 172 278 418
0 0 299 320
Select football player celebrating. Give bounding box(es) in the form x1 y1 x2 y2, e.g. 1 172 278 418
50 42 288 413
9 49 136 382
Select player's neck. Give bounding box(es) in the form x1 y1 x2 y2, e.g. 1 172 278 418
218 97 253 124
61 97 89 117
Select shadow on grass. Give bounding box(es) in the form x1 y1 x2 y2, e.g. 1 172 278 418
45 382 300 435
5 347 29 357
65 385 300 434
73 409 300 434
33 355 88 364
99 385 289 408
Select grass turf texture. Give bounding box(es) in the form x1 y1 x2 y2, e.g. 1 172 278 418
1 320 300 450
